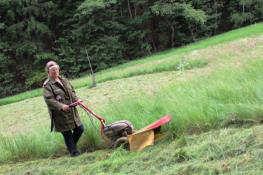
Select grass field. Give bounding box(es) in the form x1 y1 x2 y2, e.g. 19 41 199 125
0 23 262 174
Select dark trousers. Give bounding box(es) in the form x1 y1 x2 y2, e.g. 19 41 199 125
61 124 84 154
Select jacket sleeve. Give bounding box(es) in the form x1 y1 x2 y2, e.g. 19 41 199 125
43 85 64 111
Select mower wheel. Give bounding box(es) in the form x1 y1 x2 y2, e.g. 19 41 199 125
113 137 129 150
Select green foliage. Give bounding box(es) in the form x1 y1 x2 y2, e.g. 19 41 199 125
151 2 206 24
229 0 263 27
0 0 262 98
150 2 207 46
77 0 106 15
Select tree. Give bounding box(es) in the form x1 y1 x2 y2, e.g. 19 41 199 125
0 0 261 98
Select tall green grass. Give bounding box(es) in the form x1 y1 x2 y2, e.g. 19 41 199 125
0 129 62 163
0 23 262 106
1 56 262 163
101 58 263 136
0 112 103 163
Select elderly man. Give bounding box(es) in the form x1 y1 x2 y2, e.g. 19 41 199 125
43 61 84 157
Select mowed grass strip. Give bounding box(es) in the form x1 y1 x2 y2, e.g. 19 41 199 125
0 23 262 106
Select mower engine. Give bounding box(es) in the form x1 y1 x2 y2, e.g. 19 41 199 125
69 100 134 149
103 120 133 148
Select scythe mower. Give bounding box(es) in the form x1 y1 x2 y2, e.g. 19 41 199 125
69 100 172 151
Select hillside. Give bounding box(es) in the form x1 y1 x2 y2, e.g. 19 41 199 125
0 24 262 174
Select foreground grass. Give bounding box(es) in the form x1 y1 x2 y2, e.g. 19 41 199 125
0 37 262 163
0 23 262 106
1 125 262 175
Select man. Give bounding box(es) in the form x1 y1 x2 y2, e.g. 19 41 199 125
43 61 84 157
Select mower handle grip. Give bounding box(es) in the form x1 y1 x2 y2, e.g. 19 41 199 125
68 100 81 108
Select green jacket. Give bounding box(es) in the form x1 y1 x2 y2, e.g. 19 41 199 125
43 76 82 132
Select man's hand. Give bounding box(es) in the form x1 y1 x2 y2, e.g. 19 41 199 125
76 99 82 103
62 104 70 112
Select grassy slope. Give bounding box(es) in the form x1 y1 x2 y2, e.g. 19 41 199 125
0 23 262 106
0 24 262 174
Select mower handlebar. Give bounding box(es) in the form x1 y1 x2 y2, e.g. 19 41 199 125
69 100 106 127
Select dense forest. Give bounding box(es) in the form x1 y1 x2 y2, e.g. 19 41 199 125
0 0 262 98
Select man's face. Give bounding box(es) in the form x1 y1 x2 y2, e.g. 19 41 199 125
48 65 60 79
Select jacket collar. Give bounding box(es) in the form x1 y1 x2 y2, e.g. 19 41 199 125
48 76 63 85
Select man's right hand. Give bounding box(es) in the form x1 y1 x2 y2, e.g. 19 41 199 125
62 104 70 112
